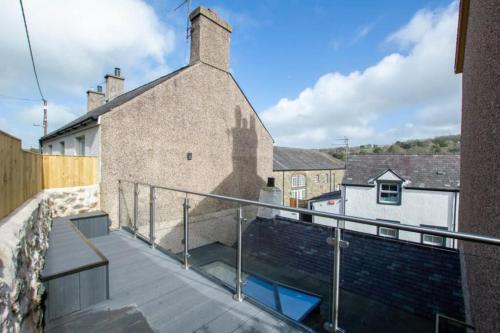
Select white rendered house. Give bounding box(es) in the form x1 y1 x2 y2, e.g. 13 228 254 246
312 154 460 248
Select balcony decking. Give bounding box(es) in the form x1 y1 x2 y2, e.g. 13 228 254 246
45 230 303 333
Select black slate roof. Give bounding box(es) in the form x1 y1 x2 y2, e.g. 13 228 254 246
309 190 342 202
273 146 345 171
40 65 190 142
343 154 460 190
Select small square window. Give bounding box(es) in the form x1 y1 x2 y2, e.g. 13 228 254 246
378 182 401 205
76 136 85 155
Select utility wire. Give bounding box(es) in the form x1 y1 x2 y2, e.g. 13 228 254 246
19 0 45 102
0 93 39 102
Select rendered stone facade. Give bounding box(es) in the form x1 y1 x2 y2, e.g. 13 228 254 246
273 169 345 206
456 0 500 331
101 61 273 228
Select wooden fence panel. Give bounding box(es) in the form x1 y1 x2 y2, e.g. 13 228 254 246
0 131 43 219
1 130 98 219
42 155 98 189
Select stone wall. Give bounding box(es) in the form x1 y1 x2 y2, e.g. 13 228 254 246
0 195 51 333
45 185 100 218
273 169 345 205
0 185 100 332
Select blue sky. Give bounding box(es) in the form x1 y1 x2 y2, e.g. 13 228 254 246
0 0 461 148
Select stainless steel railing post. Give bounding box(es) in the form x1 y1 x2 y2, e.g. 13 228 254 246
133 183 138 237
183 197 190 270
149 186 156 248
324 227 346 333
118 180 122 229
234 205 244 302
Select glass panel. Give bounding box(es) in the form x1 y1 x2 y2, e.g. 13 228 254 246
135 184 150 238
339 229 471 333
185 194 239 289
154 187 186 259
381 184 390 191
241 206 334 331
119 180 135 230
389 185 398 191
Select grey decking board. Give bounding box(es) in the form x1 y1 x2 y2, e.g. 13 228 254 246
46 230 305 333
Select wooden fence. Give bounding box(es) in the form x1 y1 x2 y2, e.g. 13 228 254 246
0 130 98 219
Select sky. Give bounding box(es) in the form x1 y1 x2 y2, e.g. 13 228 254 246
0 0 461 148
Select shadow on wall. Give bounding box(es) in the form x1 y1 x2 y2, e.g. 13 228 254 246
154 106 266 253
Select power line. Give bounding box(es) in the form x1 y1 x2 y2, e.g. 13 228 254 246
0 93 39 102
19 0 45 102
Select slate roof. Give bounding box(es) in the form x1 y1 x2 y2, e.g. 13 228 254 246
40 65 190 142
309 190 342 202
343 154 460 190
273 146 345 171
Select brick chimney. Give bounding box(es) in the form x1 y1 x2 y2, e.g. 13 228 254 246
105 67 124 101
189 7 232 72
86 85 105 112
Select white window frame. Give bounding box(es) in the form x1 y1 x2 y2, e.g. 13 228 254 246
291 188 306 200
291 174 306 188
377 219 400 239
47 144 52 154
378 182 401 205
422 234 445 246
420 225 447 247
76 136 86 156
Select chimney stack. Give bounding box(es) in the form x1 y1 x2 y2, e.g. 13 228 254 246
86 85 105 112
105 67 124 101
189 7 232 72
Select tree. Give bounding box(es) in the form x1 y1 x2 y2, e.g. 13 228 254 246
373 146 383 153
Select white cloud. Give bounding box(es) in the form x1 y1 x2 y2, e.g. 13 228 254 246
19 103 80 129
261 2 461 147
0 0 175 97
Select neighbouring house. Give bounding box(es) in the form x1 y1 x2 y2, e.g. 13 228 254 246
39 7 274 227
308 190 343 218
454 0 500 330
336 154 460 248
272 146 345 209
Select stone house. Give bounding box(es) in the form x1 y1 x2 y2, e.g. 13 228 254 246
272 147 345 207
39 7 274 227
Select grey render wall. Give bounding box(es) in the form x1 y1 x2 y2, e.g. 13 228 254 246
100 62 274 228
242 217 464 321
458 0 500 331
41 125 99 156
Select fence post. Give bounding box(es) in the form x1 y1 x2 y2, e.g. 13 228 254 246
183 197 190 270
234 205 244 302
324 227 347 333
133 183 138 237
149 186 156 248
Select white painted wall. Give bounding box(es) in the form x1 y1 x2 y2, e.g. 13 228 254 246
42 125 100 156
343 184 459 248
311 198 342 227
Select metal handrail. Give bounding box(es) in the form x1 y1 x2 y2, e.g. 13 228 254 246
119 179 500 246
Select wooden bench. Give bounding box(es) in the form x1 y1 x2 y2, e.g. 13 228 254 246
41 213 109 321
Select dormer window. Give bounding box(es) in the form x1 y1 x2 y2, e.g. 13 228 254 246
378 181 402 205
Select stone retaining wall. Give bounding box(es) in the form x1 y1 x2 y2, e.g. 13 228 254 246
0 185 100 332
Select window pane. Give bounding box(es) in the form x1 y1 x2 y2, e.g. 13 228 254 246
379 227 397 238
389 185 398 191
381 184 390 190
423 234 444 246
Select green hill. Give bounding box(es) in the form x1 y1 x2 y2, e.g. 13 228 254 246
321 134 460 160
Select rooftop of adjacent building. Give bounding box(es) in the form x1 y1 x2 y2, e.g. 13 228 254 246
273 146 345 171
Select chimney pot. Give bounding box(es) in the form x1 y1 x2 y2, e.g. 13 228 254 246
114 67 121 77
97 85 103 93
